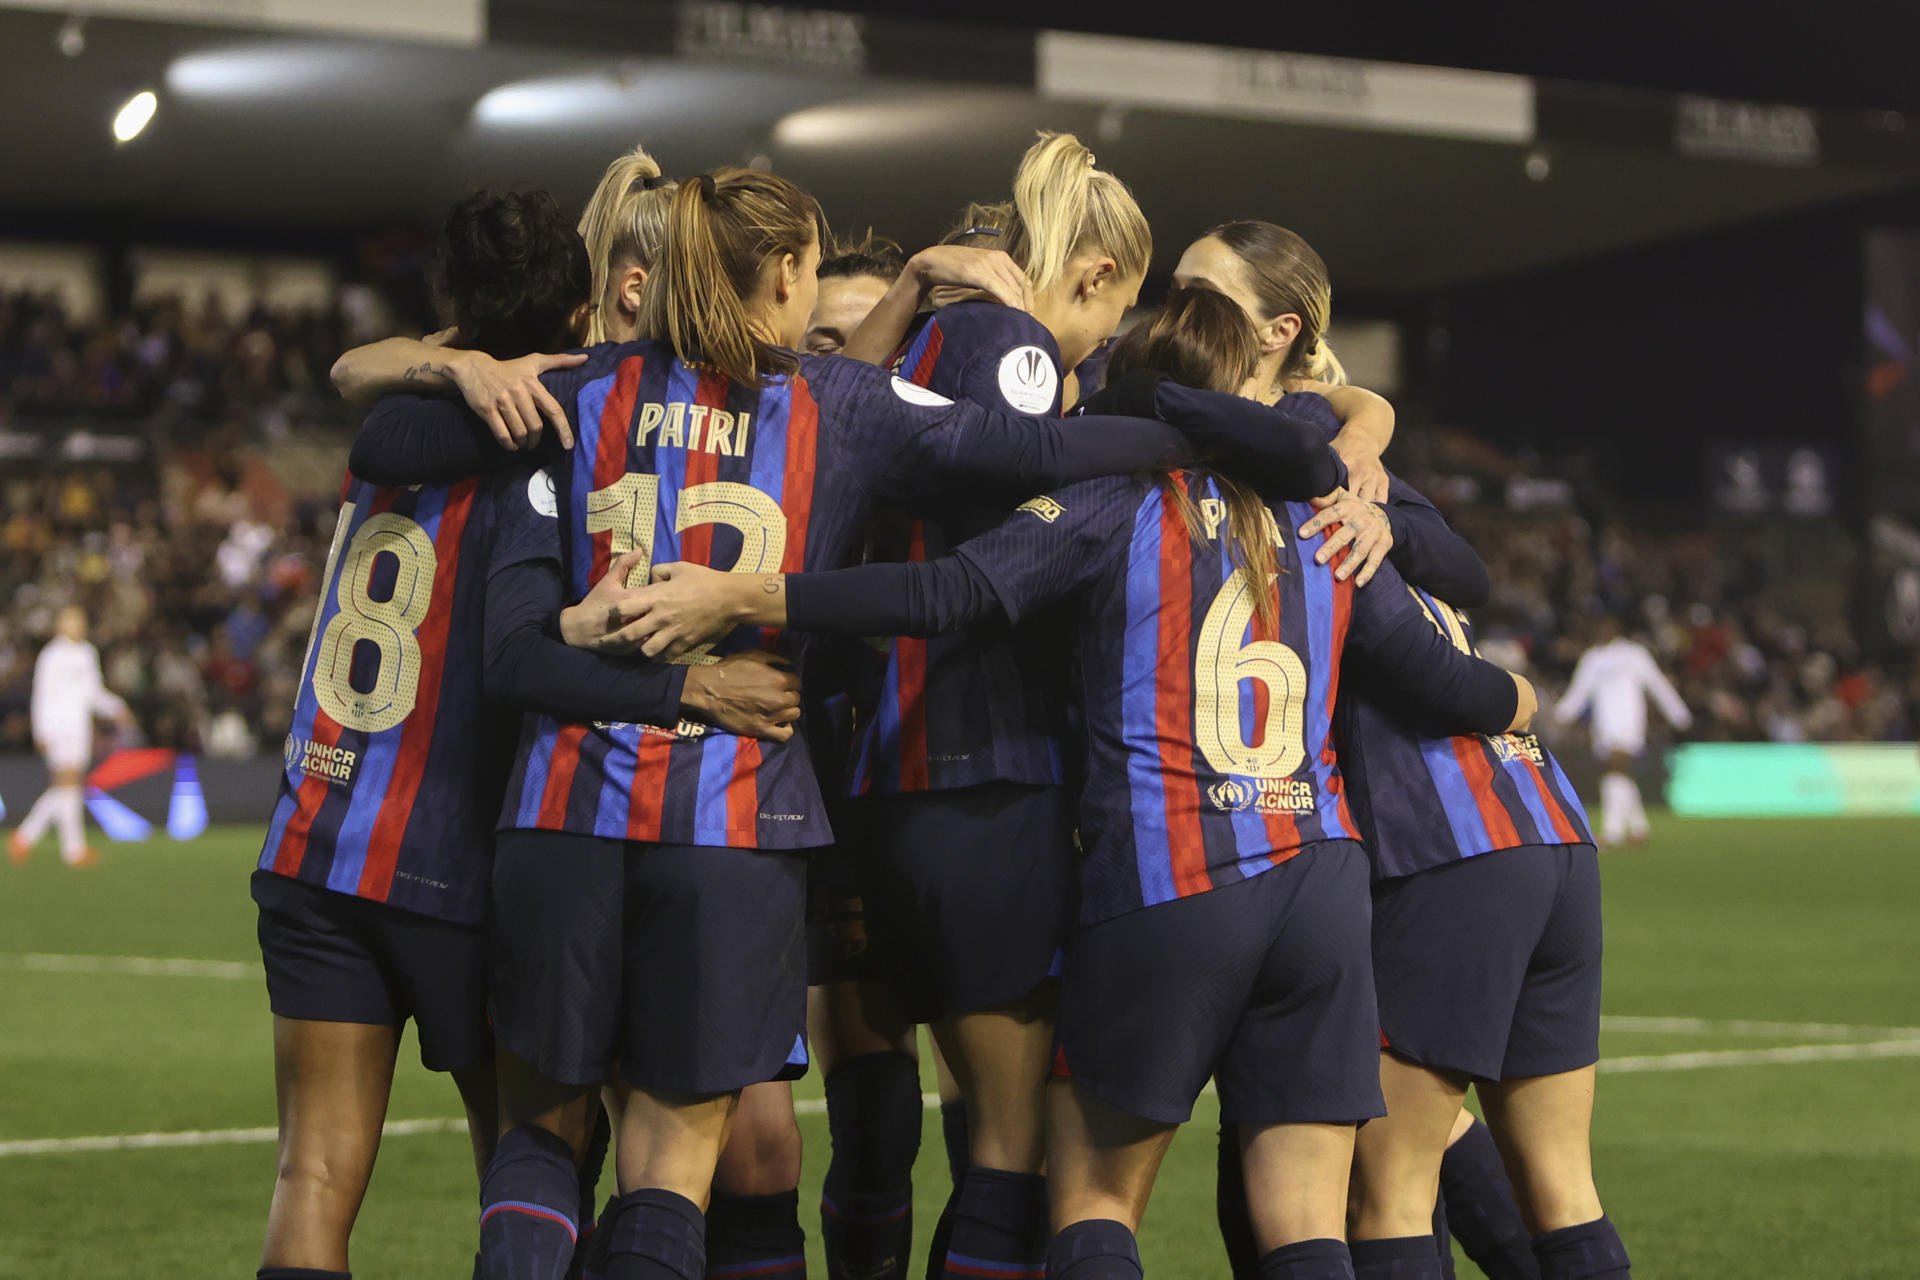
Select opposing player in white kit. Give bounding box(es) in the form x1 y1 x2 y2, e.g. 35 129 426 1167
1554 614 1692 845
8 607 133 868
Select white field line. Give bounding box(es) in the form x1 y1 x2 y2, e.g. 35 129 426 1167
8 1031 1920 1161
0 952 253 980
9 956 1918 1047
1600 1038 1920 1074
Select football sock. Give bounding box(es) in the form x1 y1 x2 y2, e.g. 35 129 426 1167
1351 1236 1444 1280
1257 1239 1354 1280
939 1101 970 1185
1045 1219 1141 1280
577 1196 619 1280
1598 774 1631 845
821 1052 921 1280
257 1270 351 1280
605 1188 706 1280
940 1166 1047 1280
1438 1118 1537 1280
707 1190 807 1279
1213 1123 1260 1279
1532 1217 1629 1280
16 786 58 846
54 785 86 859
1430 1193 1456 1280
1620 778 1649 838
479 1124 582 1280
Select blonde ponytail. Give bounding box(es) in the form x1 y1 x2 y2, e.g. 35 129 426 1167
1303 337 1347 387
1005 131 1151 295
578 145 680 344
634 167 826 386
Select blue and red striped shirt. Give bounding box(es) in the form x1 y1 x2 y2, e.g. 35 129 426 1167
259 469 546 924
850 302 1071 796
946 472 1514 926
1340 586 1593 879
487 340 1184 849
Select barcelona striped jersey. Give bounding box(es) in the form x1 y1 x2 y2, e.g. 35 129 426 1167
499 339 1166 849
259 467 557 924
850 301 1071 796
945 471 1412 925
1340 586 1593 879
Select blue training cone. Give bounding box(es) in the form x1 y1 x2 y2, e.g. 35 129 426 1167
167 756 209 840
86 788 153 842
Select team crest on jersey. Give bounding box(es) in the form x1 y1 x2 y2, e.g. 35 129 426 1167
1489 732 1545 766
1208 778 1256 812
997 345 1059 414
284 734 357 786
1017 495 1064 523
528 468 559 518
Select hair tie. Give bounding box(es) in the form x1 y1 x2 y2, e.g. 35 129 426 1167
697 172 717 200
631 174 668 193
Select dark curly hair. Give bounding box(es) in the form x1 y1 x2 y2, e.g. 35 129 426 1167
429 187 591 359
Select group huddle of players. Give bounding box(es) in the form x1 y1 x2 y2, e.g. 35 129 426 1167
250 131 1629 1280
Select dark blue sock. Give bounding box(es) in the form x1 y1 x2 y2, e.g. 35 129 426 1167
480 1125 583 1280
1439 1119 1537 1280
1257 1239 1354 1280
1430 1195 1456 1280
940 1166 1047 1280
1351 1236 1444 1280
939 1102 970 1185
258 1270 350 1279
707 1189 807 1279
1532 1217 1629 1280
1045 1219 1141 1280
605 1188 707 1280
1214 1123 1259 1279
821 1052 921 1280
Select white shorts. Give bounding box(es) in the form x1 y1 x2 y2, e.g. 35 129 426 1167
39 728 92 773
1592 730 1644 759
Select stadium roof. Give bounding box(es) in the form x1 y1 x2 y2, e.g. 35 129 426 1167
1 3 1916 294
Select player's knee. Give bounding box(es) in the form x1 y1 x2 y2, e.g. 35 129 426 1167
275 1143 368 1206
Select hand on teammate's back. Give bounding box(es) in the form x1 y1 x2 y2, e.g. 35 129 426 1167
1297 487 1394 587
908 246 1033 313
680 651 803 742
448 349 585 451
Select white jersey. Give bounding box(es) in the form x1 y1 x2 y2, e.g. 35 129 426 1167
31 636 128 748
1554 637 1692 755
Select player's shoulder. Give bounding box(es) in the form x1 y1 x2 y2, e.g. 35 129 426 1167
542 339 660 393
800 352 952 412
933 300 1056 355
938 303 1061 414
1275 388 1341 436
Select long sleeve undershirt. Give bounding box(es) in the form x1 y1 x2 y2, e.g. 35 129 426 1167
483 558 688 726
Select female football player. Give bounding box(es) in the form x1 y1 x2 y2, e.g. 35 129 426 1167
259 187 800 1280
342 165 1283 1280
589 287 1541 1280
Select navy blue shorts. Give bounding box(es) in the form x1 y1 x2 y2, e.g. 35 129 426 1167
1372 842 1603 1082
1056 840 1384 1127
252 869 490 1074
807 840 880 988
846 781 1074 1023
489 830 809 1096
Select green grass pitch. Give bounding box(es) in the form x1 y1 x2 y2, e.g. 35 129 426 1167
0 816 1915 1278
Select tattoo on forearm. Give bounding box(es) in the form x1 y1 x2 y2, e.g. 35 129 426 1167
402 361 452 385
761 576 780 595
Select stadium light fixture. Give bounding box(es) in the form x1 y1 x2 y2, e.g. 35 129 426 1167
112 90 157 143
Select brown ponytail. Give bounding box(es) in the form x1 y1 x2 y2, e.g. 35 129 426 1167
634 165 827 385
1106 287 1283 631
1209 221 1347 388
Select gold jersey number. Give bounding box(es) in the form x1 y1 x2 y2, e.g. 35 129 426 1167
1194 572 1309 780
585 474 787 664
308 508 438 733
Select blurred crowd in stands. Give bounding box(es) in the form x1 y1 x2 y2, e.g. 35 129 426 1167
1 285 1915 761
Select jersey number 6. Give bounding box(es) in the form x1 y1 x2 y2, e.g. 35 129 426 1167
1194 573 1309 780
